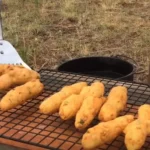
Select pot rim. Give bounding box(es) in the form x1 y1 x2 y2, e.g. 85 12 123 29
58 56 136 79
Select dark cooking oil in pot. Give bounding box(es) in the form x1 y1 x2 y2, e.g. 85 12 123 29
82 71 123 79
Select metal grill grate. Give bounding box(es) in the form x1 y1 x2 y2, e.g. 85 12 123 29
0 69 150 150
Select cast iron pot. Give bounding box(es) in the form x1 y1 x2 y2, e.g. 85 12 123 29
57 56 137 81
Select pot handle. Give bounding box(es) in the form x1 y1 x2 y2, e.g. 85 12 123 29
114 55 137 67
112 54 142 74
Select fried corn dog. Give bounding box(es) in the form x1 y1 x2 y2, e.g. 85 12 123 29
82 115 134 150
123 104 150 150
39 82 87 114
124 120 147 150
98 86 127 121
0 79 44 111
75 96 106 130
80 81 105 99
138 104 150 122
59 94 84 120
0 66 40 90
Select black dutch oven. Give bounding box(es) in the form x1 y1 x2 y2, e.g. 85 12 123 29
57 55 137 81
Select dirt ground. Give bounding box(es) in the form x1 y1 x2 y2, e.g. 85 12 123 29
1 0 150 83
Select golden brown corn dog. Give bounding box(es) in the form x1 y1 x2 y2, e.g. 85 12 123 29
39 82 87 114
82 115 134 150
98 86 127 121
0 66 40 90
75 96 106 130
124 120 147 150
138 104 150 122
0 79 44 111
80 81 105 99
123 104 150 150
59 94 84 120
39 91 67 114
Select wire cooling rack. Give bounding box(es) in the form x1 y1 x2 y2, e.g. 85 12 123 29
0 69 150 150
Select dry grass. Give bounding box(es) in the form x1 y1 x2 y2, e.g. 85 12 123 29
1 0 150 83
